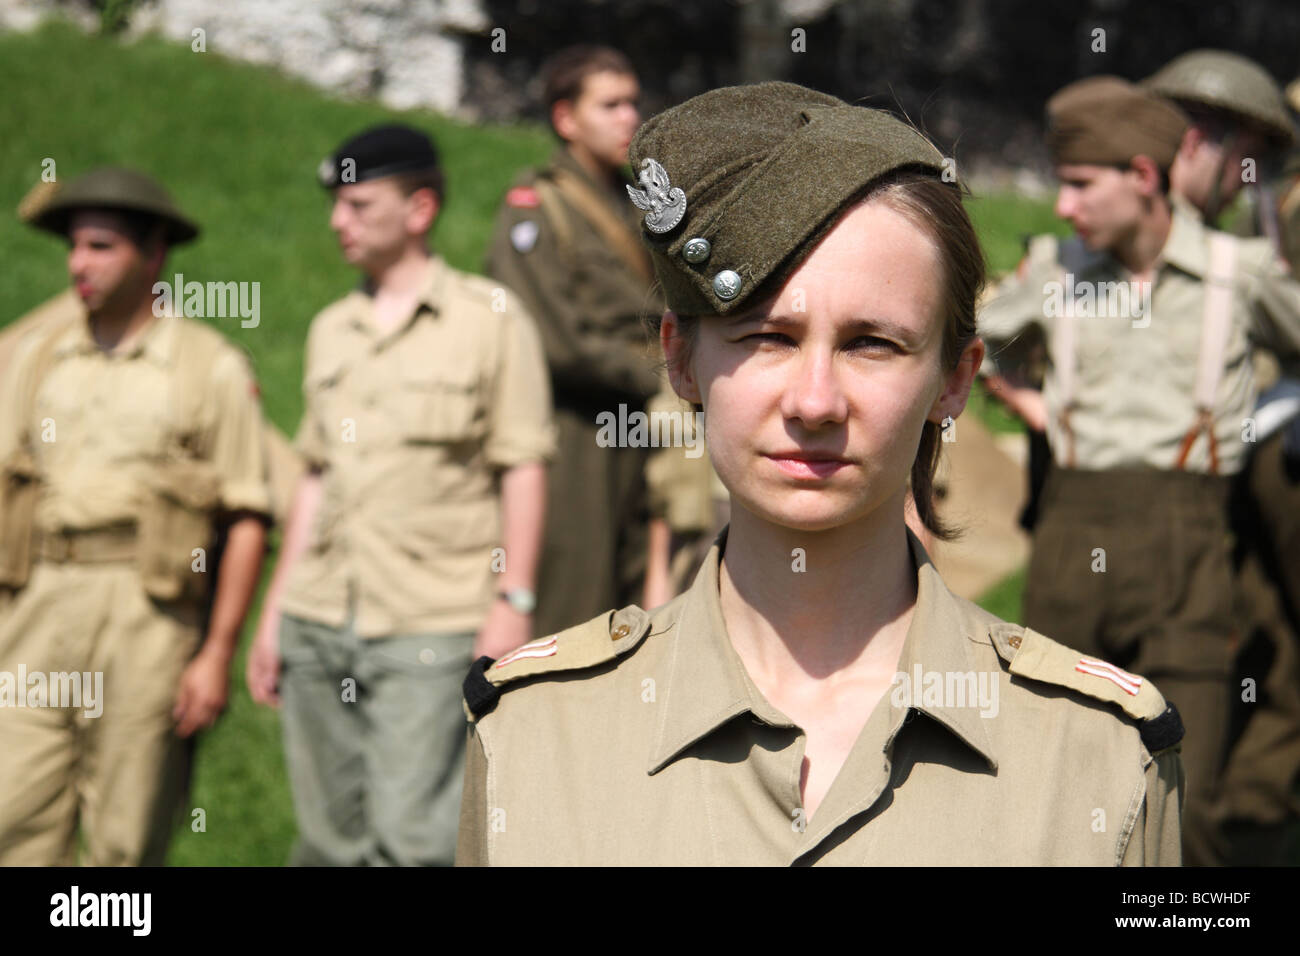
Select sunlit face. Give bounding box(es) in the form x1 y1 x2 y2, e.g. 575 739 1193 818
1174 125 1269 213
1053 163 1147 251
663 199 981 533
67 210 159 315
556 70 641 169
329 178 437 270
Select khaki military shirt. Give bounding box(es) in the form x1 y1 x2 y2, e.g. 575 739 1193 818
485 149 662 405
0 289 80 380
280 255 556 638
978 205 1300 474
458 528 1184 866
0 306 271 533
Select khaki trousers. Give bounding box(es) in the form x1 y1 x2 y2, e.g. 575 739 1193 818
1022 467 1236 866
278 613 474 866
0 561 200 866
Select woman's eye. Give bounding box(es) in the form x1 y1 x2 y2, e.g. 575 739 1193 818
852 336 900 352
743 332 792 345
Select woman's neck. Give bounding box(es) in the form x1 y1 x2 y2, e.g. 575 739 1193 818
718 491 918 684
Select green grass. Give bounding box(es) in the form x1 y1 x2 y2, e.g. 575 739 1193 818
2 21 1046 864
0 20 555 867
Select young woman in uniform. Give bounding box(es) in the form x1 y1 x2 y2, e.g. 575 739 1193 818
456 82 1185 866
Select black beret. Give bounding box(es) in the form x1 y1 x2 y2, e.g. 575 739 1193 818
627 81 948 316
318 124 441 188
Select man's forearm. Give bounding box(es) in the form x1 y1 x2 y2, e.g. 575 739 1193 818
260 470 324 614
498 461 546 592
203 514 267 663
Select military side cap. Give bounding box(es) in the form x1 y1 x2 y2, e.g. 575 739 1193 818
318 124 440 188
28 166 199 245
1046 75 1189 171
626 81 947 316
1144 50 1294 148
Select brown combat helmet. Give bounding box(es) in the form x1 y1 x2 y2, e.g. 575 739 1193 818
28 166 200 245
1144 49 1295 148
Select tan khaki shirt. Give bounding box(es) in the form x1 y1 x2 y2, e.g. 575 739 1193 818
280 255 556 637
978 205 1300 474
0 306 271 533
458 529 1184 866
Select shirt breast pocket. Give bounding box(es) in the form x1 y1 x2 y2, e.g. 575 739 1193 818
399 367 486 446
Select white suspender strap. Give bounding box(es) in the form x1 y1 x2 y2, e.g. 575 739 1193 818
1053 271 1079 467
1195 232 1237 412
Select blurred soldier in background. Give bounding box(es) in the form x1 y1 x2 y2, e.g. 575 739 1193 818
1146 50 1300 865
0 167 272 865
978 77 1300 865
248 125 554 865
642 378 729 608
486 45 662 636
3 181 305 537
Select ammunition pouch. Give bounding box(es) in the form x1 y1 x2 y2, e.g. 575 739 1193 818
0 448 40 590
137 456 222 603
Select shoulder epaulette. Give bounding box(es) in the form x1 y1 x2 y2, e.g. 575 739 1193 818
463 604 652 720
989 624 1184 755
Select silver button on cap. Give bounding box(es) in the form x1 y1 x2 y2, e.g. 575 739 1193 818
682 237 711 264
712 269 742 301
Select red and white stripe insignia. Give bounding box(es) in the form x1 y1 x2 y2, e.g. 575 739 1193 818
505 186 541 209
1075 658 1143 696
494 636 558 669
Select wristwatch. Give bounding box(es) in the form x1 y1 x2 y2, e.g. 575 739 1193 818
498 588 537 614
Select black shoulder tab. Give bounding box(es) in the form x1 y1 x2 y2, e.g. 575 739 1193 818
463 656 499 719
1140 701 1184 754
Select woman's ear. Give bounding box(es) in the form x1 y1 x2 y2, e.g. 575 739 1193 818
661 311 702 404
928 337 986 425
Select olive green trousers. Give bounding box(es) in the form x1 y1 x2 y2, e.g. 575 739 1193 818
279 613 474 866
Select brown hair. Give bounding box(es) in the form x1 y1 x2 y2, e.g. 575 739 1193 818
542 45 636 131
391 167 445 206
651 169 985 540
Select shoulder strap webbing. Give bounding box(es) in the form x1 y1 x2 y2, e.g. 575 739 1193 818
548 166 655 287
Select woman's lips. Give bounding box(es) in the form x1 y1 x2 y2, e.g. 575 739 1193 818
765 454 850 479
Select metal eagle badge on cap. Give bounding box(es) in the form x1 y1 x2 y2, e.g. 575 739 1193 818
627 158 686 234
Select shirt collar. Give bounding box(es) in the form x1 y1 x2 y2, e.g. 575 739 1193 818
647 525 999 775
346 254 448 340
1158 199 1212 279
52 300 177 368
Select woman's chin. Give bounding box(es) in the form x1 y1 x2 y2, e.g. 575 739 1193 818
737 489 880 534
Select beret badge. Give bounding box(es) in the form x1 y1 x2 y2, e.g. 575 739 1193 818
626 158 686 234
317 156 339 188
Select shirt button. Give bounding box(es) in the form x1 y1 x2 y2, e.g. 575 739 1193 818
1008 634 1022 649
611 624 630 640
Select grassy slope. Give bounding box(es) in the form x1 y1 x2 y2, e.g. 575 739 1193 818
1 21 1053 864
